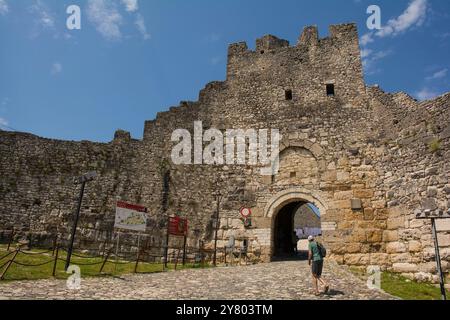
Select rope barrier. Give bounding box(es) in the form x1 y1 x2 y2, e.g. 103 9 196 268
1 235 217 281
64 260 104 266
18 249 54 256
12 260 54 267
0 251 14 261
0 260 11 270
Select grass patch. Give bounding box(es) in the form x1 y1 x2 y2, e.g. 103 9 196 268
0 245 208 283
381 272 447 300
348 267 448 300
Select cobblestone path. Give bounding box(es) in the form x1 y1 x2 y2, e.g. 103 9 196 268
0 261 394 300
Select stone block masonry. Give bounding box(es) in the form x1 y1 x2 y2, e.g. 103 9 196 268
0 23 449 282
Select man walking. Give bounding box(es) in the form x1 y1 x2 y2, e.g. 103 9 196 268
308 235 329 296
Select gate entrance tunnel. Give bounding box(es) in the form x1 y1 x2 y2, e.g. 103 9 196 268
273 201 321 260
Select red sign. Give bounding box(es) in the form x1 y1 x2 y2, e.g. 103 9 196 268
168 216 188 236
240 207 252 218
117 201 147 213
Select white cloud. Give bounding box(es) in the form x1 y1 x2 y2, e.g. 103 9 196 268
29 0 55 30
360 0 428 47
360 48 373 59
425 68 447 81
362 50 392 75
360 33 374 46
415 87 439 101
87 0 123 40
376 0 428 38
121 0 138 12
0 0 8 15
0 117 9 129
51 62 62 75
87 0 150 41
135 13 150 40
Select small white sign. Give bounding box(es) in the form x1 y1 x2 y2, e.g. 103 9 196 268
114 201 148 232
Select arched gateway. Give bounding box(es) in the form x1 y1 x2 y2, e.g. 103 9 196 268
264 188 329 260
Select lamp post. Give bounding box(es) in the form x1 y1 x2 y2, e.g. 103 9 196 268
212 193 222 266
65 171 97 271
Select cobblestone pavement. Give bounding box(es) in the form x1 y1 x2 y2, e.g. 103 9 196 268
0 261 395 300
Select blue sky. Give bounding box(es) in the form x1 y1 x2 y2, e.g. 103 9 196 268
0 0 449 142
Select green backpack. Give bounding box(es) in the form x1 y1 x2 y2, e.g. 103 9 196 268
317 242 327 258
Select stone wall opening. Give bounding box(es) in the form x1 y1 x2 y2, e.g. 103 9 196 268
326 83 335 97
272 201 321 261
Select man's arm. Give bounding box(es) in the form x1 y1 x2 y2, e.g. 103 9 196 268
308 246 312 265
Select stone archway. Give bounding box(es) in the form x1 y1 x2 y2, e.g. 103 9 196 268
264 188 329 260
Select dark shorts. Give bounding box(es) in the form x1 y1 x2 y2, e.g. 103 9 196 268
312 260 323 277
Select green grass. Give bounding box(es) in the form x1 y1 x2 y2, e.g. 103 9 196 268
381 272 448 300
349 267 448 300
0 245 208 282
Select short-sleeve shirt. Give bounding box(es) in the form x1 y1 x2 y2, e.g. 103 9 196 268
308 241 323 262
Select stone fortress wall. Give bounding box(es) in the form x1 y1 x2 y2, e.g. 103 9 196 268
0 23 449 282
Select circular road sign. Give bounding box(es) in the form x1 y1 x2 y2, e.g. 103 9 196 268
240 207 252 218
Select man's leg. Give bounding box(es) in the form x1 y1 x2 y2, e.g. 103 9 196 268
312 274 319 294
318 277 327 287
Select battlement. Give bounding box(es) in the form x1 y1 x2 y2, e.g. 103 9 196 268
226 23 362 84
228 23 359 58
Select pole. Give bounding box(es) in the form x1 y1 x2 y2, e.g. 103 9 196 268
213 195 220 266
0 248 19 280
114 231 120 273
164 216 170 268
65 181 86 271
182 235 187 266
7 229 14 252
431 218 447 300
52 245 59 277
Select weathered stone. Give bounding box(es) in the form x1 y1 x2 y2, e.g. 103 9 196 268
386 242 407 254
366 230 383 243
383 230 399 242
387 217 405 230
392 263 418 273
408 240 422 252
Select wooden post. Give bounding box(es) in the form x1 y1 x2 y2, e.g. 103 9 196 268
52 234 58 257
0 248 19 280
52 245 59 277
182 235 187 266
101 238 109 258
7 229 14 252
99 250 111 274
134 250 141 274
114 231 120 274
134 240 142 274
164 217 170 268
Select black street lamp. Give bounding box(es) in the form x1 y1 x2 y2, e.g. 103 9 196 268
65 171 97 271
